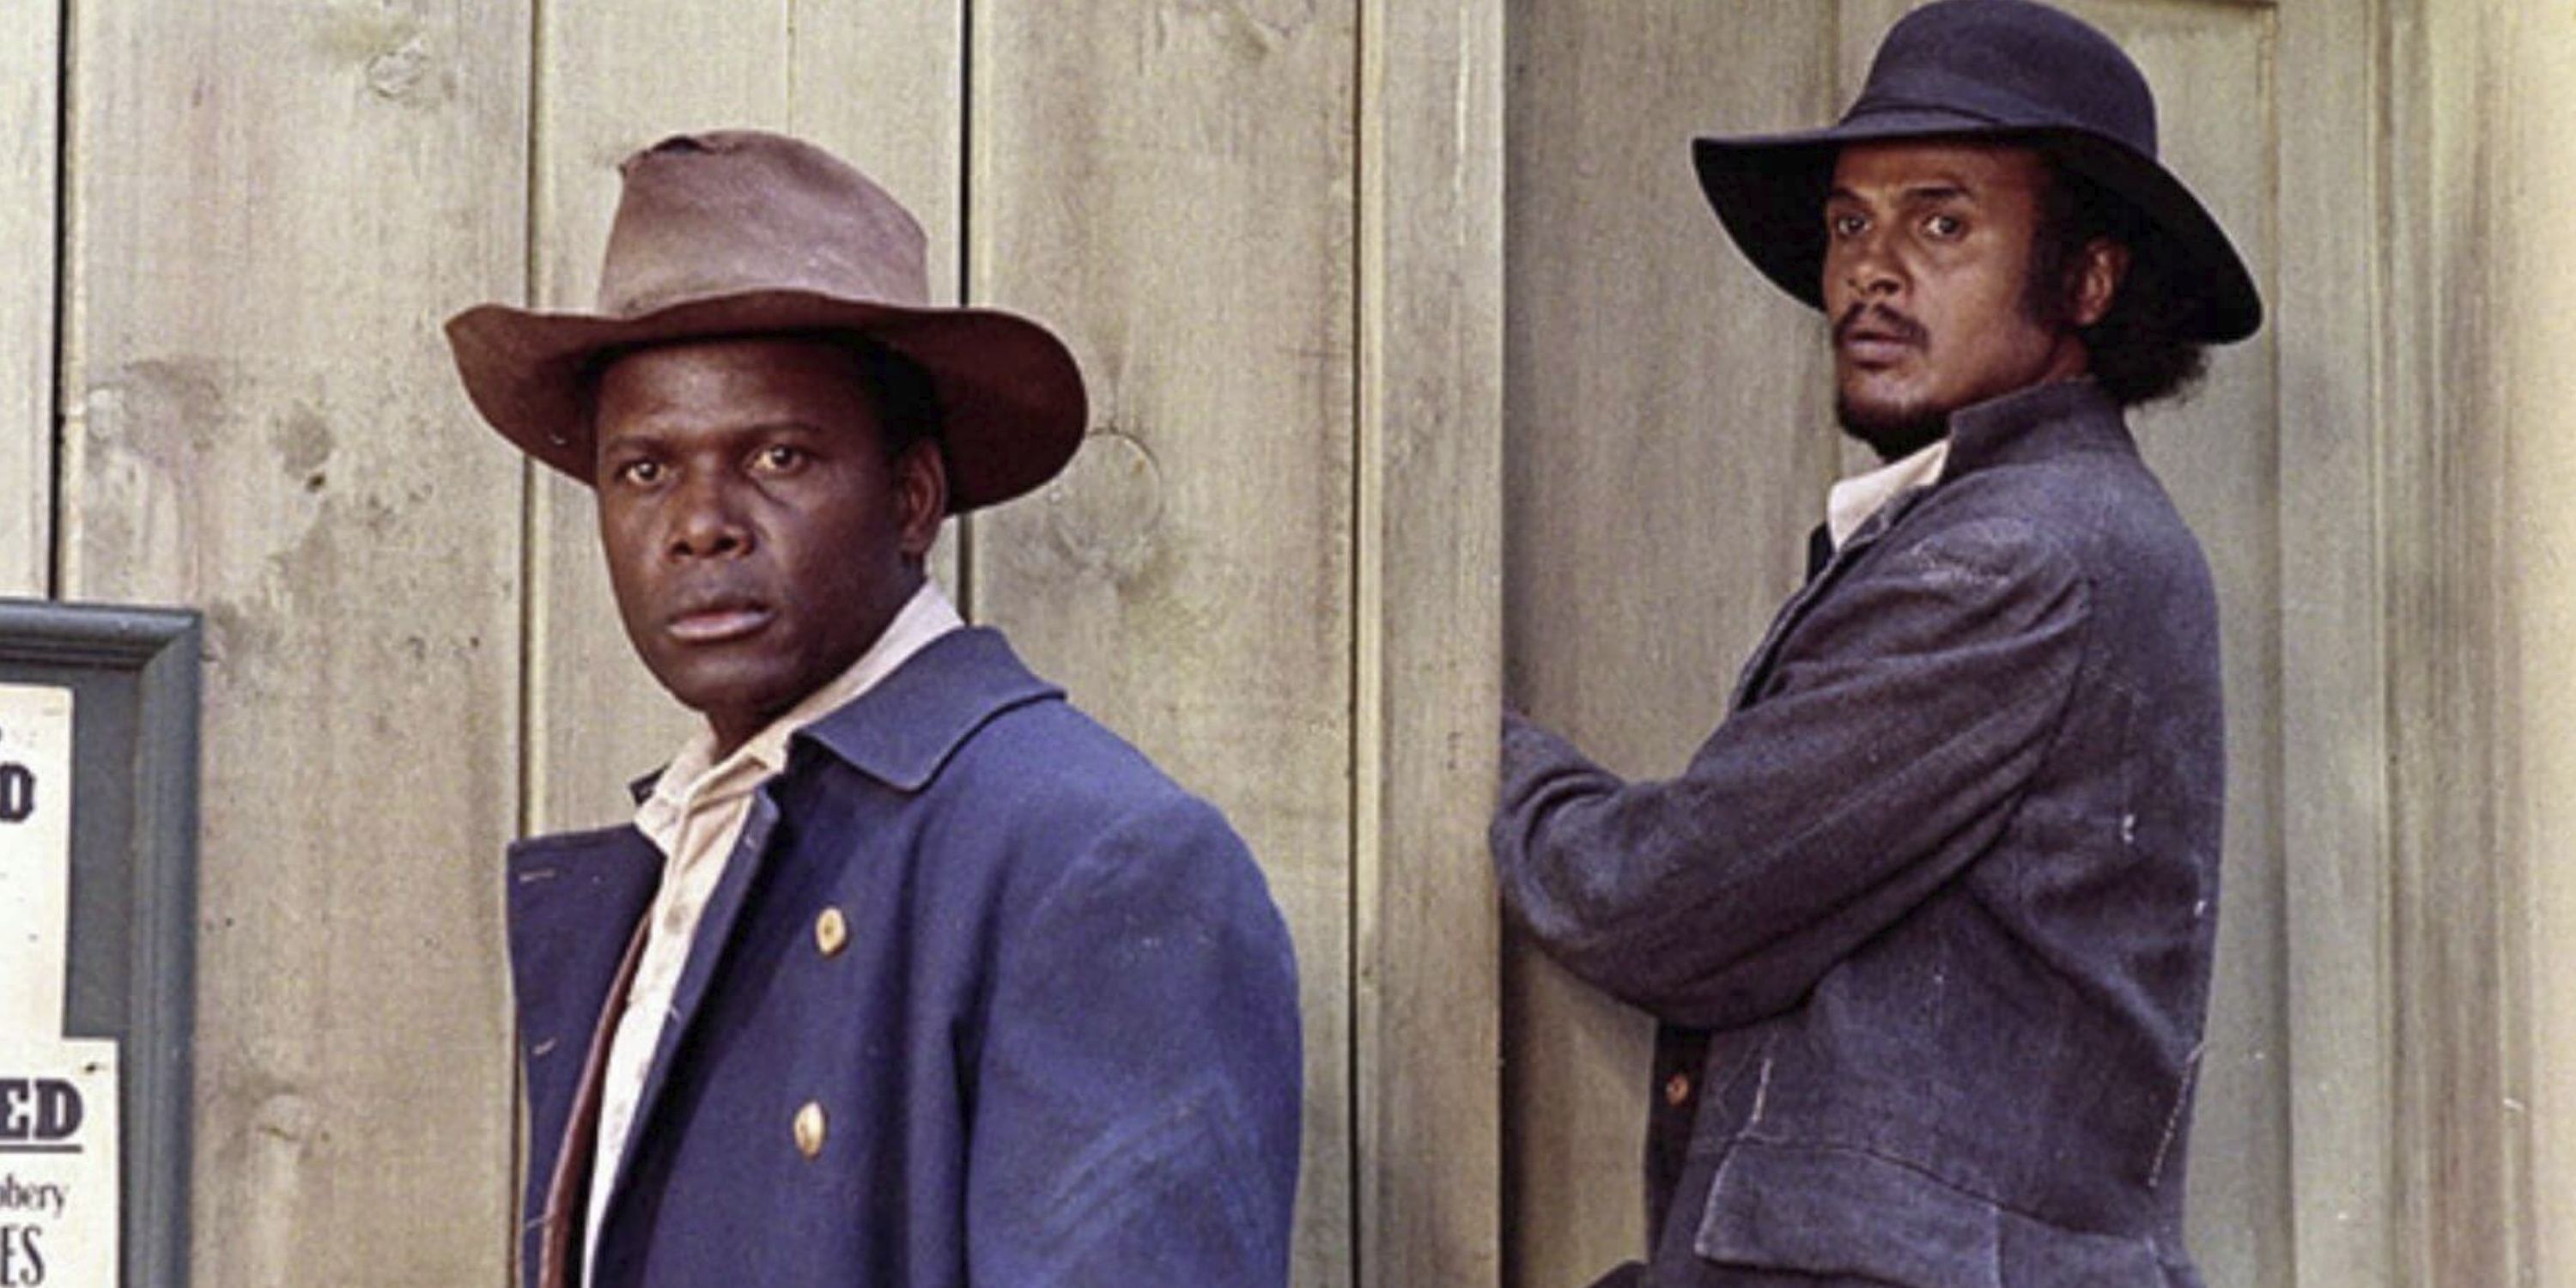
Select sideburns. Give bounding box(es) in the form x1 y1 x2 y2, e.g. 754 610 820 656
2020 169 2123 333
2020 221 2087 331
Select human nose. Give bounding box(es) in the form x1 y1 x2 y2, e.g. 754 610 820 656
1838 224 1903 300
666 471 751 560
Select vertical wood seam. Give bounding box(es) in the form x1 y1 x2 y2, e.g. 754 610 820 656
2488 9 2538 1283
1357 2 1504 1283
2371 6 2414 1285
48 0 83 602
1354 0 1395 1278
954 0 975 620
43 0 70 600
1352 8 1387 1284
511 2 549 1277
2360 9 2401 1285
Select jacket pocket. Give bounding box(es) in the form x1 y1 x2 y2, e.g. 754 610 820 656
1692 1138 2168 1288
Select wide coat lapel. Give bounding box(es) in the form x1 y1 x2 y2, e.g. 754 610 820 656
1727 492 1929 713
586 627 1062 1259
506 827 661 1288
587 788 783 1249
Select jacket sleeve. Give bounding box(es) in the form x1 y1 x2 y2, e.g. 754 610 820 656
1491 516 2092 1030
965 793 1303 1287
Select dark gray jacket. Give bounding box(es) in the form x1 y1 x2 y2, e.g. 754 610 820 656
1494 380 2223 1288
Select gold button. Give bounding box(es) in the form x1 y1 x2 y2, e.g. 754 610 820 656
1663 1072 1692 1107
814 907 848 957
793 1101 827 1158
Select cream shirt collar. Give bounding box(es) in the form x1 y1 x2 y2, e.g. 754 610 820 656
637 579 964 841
1826 436 1952 550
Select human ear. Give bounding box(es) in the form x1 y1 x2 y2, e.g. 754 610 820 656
893 440 949 560
2071 237 2130 328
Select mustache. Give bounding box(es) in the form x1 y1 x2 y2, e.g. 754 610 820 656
1832 303 1929 347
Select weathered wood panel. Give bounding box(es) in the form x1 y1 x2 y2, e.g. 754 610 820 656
2383 3 2530 1285
1501 5 1839 1283
1 0 58 596
1355 0 1504 1284
56 1 531 1282
965 3 1359 1282
525 2 964 835
2496 1 2576 1278
2275 1 2396 1285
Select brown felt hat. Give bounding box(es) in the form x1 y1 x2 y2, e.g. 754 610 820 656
445 130 1086 512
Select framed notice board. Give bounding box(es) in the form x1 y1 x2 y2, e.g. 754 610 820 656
0 599 200 1288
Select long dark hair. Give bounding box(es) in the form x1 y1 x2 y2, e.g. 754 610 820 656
2025 162 2209 408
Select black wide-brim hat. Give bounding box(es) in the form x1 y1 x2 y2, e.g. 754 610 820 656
1692 0 2261 344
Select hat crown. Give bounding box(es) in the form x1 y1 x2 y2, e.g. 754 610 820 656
1848 0 2157 158
595 131 931 319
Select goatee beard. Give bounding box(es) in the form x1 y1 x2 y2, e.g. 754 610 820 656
1835 394 1949 463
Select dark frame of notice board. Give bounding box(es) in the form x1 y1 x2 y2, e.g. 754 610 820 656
0 598 201 1288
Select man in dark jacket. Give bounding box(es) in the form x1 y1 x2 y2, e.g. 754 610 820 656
444 130 1301 1288
1490 3 2260 1285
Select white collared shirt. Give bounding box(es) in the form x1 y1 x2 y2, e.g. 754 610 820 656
584 580 963 1277
1826 437 1952 550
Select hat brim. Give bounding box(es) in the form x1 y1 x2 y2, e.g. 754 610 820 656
444 289 1087 513
1691 112 2262 344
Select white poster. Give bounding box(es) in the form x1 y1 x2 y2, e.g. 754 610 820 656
0 684 73 1036
0 1038 118 1287
0 683 118 1287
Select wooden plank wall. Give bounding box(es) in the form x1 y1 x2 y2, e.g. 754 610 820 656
2385 3 2533 1285
14 1 2567 1286
58 3 531 1285
13 2 1504 1285
1353 0 1505 1283
2490 5 2576 1282
1 0 57 598
966 3 1363 1280
1500 6 1839 1283
2275 1 2396 1285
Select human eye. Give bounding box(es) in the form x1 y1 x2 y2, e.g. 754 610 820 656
1827 210 1868 239
608 456 665 488
749 442 808 475
1922 211 1965 240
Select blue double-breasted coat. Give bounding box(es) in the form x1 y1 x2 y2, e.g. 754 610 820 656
507 628 1303 1287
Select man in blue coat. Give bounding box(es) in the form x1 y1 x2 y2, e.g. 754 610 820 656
1492 3 2259 1285
444 130 1302 1288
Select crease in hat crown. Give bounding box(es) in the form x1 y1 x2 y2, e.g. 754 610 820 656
597 131 932 318
442 128 1090 512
